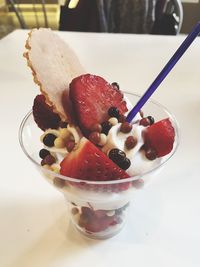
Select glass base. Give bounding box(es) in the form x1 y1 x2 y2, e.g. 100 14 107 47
69 202 129 240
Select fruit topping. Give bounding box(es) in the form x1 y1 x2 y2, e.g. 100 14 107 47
88 132 100 145
139 117 150 126
139 116 155 127
39 148 50 159
60 137 130 183
42 133 57 147
66 140 75 152
109 148 126 163
145 148 157 160
101 121 112 135
147 116 155 125
144 118 175 157
41 154 56 165
125 136 137 150
69 74 128 135
120 122 132 133
108 107 120 119
33 94 61 131
108 148 131 170
118 158 131 170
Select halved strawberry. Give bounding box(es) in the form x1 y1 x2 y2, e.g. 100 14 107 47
33 94 61 131
69 74 128 135
144 118 175 157
60 137 130 191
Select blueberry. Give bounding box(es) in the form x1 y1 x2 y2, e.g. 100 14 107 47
147 116 155 125
43 133 57 147
109 149 126 164
118 158 131 170
101 121 112 135
108 107 120 119
39 148 50 159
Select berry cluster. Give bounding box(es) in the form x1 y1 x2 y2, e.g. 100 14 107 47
41 125 76 152
39 148 60 172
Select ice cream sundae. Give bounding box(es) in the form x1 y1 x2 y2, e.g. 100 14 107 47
20 28 178 239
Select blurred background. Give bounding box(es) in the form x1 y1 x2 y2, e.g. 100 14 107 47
0 0 199 39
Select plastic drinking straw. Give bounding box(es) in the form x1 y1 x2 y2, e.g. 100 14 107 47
126 21 200 123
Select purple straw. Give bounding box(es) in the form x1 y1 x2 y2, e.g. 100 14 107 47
126 21 200 123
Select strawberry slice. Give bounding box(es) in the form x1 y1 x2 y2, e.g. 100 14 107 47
33 94 61 131
144 118 175 157
60 137 130 191
69 74 128 135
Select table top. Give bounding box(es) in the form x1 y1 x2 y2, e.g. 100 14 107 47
0 29 200 267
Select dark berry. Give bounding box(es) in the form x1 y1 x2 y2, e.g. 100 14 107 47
108 107 120 119
101 121 112 135
139 117 150 127
89 131 100 144
147 116 155 125
145 149 157 160
39 148 50 159
66 140 75 152
118 157 131 170
109 149 126 164
125 136 137 149
111 82 120 90
59 121 68 128
43 154 56 165
41 159 46 166
43 133 57 147
120 122 132 133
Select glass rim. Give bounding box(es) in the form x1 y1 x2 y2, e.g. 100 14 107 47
18 92 180 185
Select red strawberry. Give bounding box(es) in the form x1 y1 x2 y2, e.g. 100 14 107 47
69 74 128 135
33 94 61 131
144 118 175 157
60 137 130 191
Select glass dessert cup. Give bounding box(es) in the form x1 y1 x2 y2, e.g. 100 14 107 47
19 93 179 240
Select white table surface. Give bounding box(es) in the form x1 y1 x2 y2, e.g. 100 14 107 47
0 29 200 267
